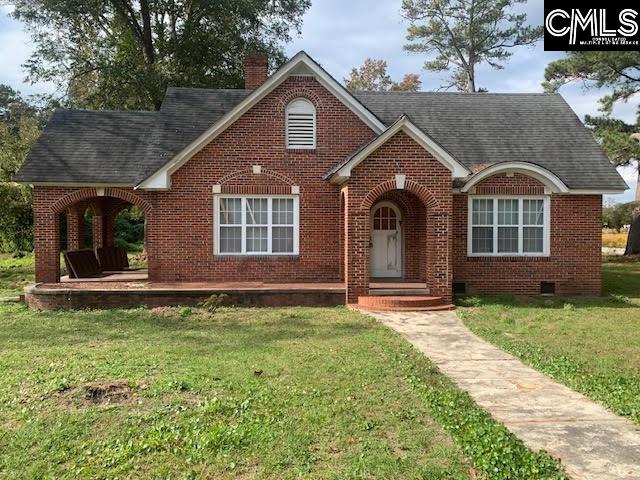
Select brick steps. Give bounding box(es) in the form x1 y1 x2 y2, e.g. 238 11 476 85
369 288 430 296
356 295 454 312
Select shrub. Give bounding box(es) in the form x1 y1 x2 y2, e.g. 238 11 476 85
199 294 228 314
0 183 33 252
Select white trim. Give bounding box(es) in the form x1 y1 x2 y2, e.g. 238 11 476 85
137 51 386 190
565 189 627 195
213 194 299 256
467 195 551 257
461 162 570 194
330 116 469 184
17 182 134 188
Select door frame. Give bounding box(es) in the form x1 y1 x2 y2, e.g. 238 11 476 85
370 201 403 279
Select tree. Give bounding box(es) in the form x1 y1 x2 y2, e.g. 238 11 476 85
0 85 54 252
603 201 636 231
401 0 542 92
543 52 640 254
13 0 310 111
345 58 422 92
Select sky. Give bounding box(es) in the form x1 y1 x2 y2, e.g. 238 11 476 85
1 1 637 203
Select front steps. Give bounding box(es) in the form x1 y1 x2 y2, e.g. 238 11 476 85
356 294 454 312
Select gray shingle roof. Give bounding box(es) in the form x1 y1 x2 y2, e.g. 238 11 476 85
13 109 158 185
15 87 626 191
14 87 251 185
353 91 626 191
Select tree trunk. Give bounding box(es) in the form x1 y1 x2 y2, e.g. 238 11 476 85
624 206 640 255
635 164 640 202
622 164 640 255
467 66 476 93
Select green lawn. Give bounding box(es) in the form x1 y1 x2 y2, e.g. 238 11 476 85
0 254 34 297
0 255 566 479
458 258 640 426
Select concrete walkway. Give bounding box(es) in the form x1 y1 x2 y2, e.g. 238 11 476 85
370 310 640 480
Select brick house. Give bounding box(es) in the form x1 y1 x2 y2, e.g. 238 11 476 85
15 52 627 308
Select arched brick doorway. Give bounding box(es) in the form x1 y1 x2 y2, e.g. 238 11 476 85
34 188 151 283
343 179 451 304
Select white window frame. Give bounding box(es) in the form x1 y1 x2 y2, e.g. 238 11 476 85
467 195 550 257
286 98 316 149
214 195 299 256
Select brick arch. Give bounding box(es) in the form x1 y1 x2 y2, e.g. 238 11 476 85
277 87 322 113
218 167 296 186
374 191 418 216
360 179 442 212
50 187 152 215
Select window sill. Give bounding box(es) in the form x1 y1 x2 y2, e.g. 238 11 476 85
214 255 300 262
466 255 551 262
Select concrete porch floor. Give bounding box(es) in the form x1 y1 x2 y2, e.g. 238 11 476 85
29 274 432 310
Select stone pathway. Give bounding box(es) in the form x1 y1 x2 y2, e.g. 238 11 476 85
370 310 640 480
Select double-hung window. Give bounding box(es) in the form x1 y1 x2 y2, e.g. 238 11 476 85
468 197 549 256
216 196 299 255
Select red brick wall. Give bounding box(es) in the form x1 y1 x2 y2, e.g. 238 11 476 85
151 76 376 282
344 130 453 303
32 77 377 284
453 173 602 295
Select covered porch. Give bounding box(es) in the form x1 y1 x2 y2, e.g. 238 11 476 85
33 187 152 284
341 177 454 309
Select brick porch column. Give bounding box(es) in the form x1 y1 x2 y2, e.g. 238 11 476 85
345 204 369 304
144 212 158 280
90 200 105 250
103 200 129 248
34 208 60 284
66 204 85 251
426 211 452 303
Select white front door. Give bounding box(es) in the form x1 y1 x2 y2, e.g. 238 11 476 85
371 202 402 278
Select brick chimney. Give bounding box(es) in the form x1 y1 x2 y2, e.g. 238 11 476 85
244 53 269 90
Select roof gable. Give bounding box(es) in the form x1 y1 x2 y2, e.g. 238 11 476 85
326 116 469 184
137 51 386 189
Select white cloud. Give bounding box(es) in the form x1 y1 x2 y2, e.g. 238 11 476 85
0 10 56 96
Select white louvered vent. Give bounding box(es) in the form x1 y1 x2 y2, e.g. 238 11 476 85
286 98 316 149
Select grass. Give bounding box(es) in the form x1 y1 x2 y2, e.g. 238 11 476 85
0 255 568 479
0 303 568 479
1 305 472 479
457 258 640 426
602 231 627 248
0 254 34 297
0 251 146 297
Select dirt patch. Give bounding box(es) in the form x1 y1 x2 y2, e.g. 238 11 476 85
83 380 133 405
148 306 180 318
